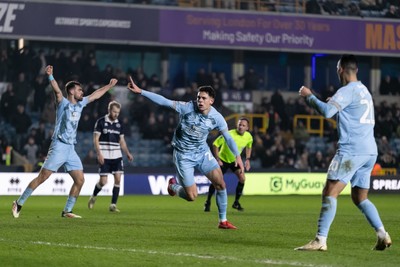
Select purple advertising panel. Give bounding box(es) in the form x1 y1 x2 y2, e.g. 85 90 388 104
0 1 159 43
1 1 399 56
159 9 400 56
124 172 237 195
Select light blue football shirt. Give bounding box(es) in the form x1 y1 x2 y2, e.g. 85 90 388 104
52 96 89 145
172 101 228 153
307 81 377 155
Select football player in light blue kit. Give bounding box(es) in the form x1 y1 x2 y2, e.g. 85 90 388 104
295 55 391 251
12 65 118 219
127 77 244 229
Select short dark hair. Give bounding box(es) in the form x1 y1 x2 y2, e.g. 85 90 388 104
339 54 358 72
65 81 82 96
238 117 250 125
198 85 215 99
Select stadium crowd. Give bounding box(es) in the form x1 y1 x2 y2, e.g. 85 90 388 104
0 46 399 171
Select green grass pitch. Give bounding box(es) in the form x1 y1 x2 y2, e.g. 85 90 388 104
1 194 398 267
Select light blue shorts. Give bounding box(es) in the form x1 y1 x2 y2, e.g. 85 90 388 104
173 148 219 187
327 153 377 189
42 140 83 172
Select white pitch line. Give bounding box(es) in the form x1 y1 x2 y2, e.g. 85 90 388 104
0 238 331 267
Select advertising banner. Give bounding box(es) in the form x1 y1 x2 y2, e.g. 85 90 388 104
159 9 400 56
0 1 159 43
0 172 123 196
124 173 237 195
0 1 399 56
243 172 351 195
370 175 400 194
1 172 398 196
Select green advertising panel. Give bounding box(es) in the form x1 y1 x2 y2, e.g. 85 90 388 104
244 173 351 195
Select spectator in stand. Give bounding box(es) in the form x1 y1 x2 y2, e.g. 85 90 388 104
11 104 32 151
294 151 310 170
379 75 394 95
379 152 397 168
41 96 57 125
271 89 289 130
100 64 115 85
196 67 213 86
83 58 100 84
23 136 39 165
239 67 259 90
0 49 10 81
217 72 229 90
66 51 83 81
359 0 378 10
347 2 361 16
377 136 392 155
13 72 31 106
385 4 400 18
0 135 6 165
148 73 162 89
83 149 97 165
35 121 47 149
322 85 336 101
32 74 48 113
47 49 67 81
310 150 327 170
376 111 395 139
322 0 339 14
306 0 322 14
16 47 36 81
0 83 17 123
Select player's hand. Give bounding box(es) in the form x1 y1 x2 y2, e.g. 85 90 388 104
245 159 251 171
127 76 142 94
45 65 53 76
127 152 134 162
97 154 105 165
217 159 223 167
235 155 245 174
299 86 312 97
109 78 118 87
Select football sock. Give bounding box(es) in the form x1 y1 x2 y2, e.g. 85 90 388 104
64 196 77 212
317 196 337 237
234 182 244 203
111 185 120 204
92 182 102 197
357 199 384 230
17 187 34 206
206 184 215 203
171 183 188 199
216 189 228 222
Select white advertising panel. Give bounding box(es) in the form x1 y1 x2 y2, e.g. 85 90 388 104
0 172 124 196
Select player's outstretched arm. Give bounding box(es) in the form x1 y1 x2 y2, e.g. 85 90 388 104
127 76 174 108
88 79 118 103
45 65 63 104
299 85 338 118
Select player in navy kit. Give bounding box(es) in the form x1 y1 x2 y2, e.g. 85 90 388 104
295 55 391 251
88 101 133 212
12 65 117 219
127 77 244 229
